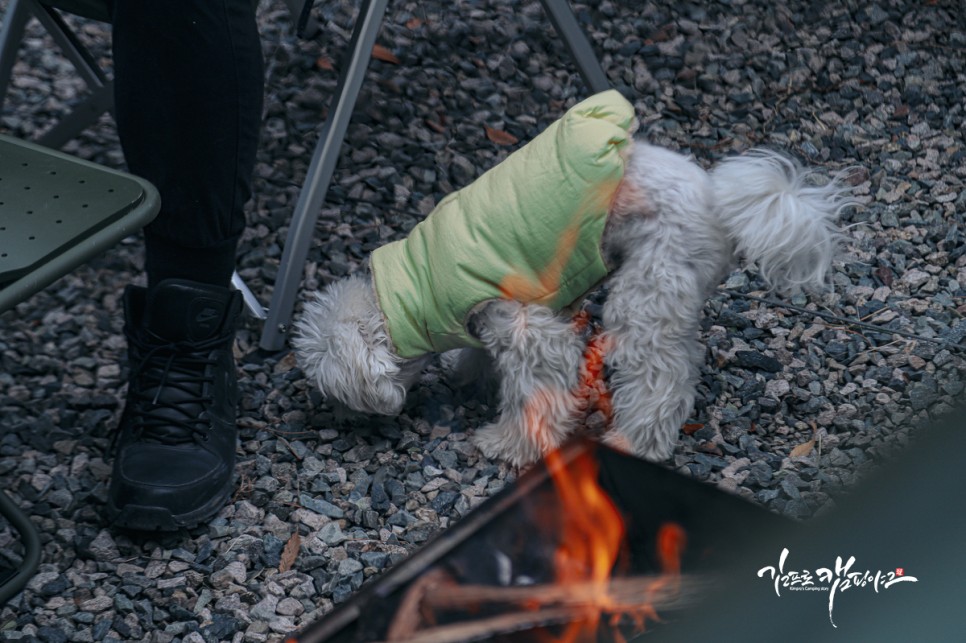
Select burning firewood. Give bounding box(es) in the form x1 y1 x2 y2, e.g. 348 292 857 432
383 607 581 643
383 574 708 643
422 574 706 612
384 568 453 641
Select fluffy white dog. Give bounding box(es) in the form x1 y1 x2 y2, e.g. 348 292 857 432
294 91 852 466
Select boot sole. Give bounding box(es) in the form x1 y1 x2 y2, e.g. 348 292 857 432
107 478 234 532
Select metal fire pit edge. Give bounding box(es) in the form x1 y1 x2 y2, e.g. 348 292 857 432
290 437 792 643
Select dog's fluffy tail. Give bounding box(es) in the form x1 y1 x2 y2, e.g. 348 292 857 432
711 150 854 292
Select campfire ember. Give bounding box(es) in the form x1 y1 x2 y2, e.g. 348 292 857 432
290 439 788 643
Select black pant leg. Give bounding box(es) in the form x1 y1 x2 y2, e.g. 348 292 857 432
111 0 264 287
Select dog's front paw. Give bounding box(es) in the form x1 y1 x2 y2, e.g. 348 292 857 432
602 427 675 462
471 422 540 468
470 424 503 460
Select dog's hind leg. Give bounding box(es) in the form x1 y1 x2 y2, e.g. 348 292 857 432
467 299 584 466
601 258 707 462
599 142 729 461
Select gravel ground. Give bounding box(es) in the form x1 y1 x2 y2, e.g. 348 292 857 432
2 0 965 641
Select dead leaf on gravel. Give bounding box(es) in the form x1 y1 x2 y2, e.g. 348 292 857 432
372 44 400 64
425 118 447 134
279 532 301 573
789 439 815 458
316 56 334 71
274 351 299 374
485 126 518 146
681 423 705 435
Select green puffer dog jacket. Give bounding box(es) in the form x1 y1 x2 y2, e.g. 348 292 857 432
370 89 636 358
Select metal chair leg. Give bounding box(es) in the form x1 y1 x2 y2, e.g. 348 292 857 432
33 2 111 90
540 0 610 94
259 0 390 351
0 489 42 607
31 1 114 148
36 82 114 148
0 0 32 108
0 0 114 147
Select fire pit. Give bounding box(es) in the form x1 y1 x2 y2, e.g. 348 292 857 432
289 438 790 642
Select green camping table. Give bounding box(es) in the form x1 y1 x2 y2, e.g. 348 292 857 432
0 134 159 308
0 133 159 604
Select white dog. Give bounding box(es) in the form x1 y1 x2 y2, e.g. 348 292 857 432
294 91 852 466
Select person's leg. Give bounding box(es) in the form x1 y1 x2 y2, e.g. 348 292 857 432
112 0 263 288
106 0 264 530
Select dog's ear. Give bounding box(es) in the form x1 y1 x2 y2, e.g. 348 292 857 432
293 276 408 415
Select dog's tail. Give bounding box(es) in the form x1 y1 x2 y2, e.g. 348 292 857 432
711 150 854 292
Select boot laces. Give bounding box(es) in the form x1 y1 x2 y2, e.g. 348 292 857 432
124 332 226 445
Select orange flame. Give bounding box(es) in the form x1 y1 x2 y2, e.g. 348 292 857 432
638 522 688 623
542 447 626 643
539 448 689 643
657 523 687 577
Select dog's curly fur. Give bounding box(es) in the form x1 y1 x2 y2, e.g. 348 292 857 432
294 141 853 466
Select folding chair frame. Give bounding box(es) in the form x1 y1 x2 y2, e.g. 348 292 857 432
0 0 114 148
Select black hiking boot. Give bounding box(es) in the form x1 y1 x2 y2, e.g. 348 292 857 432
107 279 242 531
